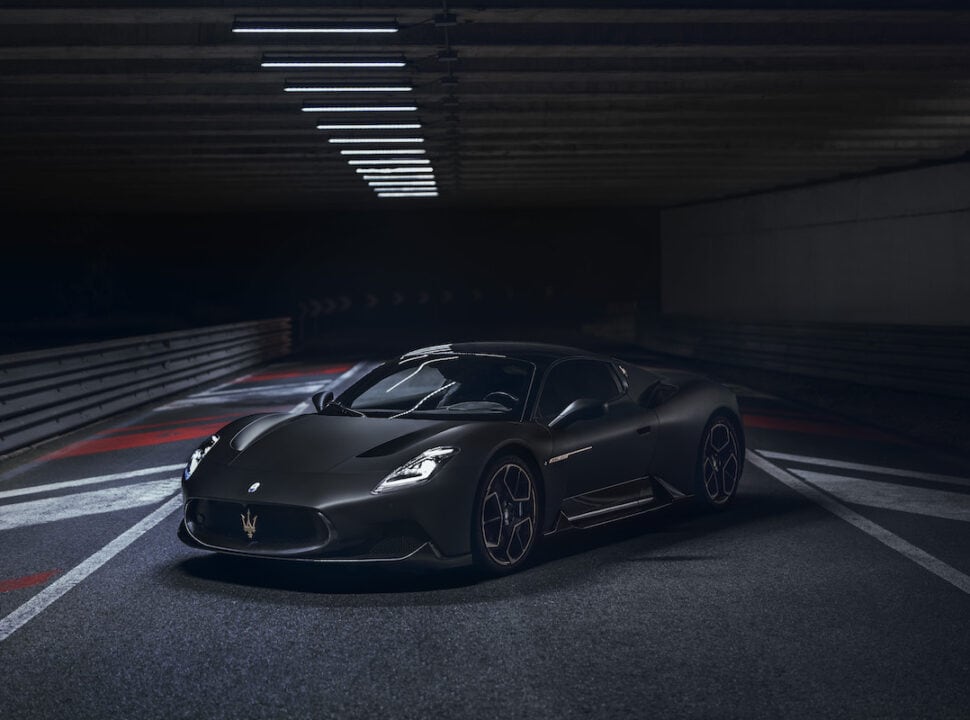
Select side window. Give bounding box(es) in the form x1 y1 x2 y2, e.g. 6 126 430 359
537 360 621 422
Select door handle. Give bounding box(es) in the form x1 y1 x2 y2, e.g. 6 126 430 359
636 425 652 435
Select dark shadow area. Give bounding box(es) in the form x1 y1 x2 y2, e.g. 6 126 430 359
1 207 659 354
621 341 970 464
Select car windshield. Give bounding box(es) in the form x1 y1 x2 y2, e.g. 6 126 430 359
336 353 535 420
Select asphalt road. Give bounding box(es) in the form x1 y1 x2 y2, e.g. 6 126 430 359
1 353 968 719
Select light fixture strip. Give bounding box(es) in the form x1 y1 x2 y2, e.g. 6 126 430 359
368 181 437 186
262 61 405 68
355 167 434 174
377 192 439 198
362 174 435 180
317 124 421 130
235 28 397 33
340 149 425 156
302 106 417 113
233 19 398 34
329 137 424 144
285 86 412 93
347 158 430 165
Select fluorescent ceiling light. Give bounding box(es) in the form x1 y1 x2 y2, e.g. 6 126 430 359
316 124 421 130
285 86 412 93
235 28 397 34
377 192 439 198
356 167 434 174
362 174 435 180
236 28 397 34
233 19 398 34
368 181 437 186
347 158 430 165
340 149 426 155
329 137 424 144
302 106 417 112
262 61 405 68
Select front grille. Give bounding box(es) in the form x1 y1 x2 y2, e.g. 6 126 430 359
185 499 330 555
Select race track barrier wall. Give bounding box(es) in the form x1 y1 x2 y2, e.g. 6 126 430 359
0 318 291 456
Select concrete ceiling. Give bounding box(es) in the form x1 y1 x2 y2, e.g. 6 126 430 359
2 2 970 211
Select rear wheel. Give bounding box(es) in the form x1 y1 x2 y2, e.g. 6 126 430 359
472 455 540 575
693 415 743 508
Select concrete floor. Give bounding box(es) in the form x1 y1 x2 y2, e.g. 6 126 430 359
1 351 968 719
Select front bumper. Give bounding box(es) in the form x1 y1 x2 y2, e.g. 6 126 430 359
177 518 471 568
178 457 482 566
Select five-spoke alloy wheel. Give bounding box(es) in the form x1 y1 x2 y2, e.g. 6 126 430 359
694 415 743 507
473 455 540 574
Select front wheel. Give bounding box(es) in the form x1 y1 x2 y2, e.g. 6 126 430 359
693 415 743 508
471 455 540 575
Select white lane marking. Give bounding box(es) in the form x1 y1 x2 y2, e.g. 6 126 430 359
0 478 179 531
152 373 329 411
758 450 970 489
155 396 262 409
0 465 183 502
157 381 335 410
748 451 970 595
154 361 373 412
287 362 373 415
788 469 970 523
196 380 333 397
0 495 181 643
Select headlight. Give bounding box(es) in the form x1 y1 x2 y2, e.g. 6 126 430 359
372 446 458 494
183 434 220 482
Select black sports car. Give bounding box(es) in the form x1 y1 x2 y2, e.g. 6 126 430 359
178 342 745 574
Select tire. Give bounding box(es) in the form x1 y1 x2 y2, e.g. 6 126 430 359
471 454 541 576
693 414 744 509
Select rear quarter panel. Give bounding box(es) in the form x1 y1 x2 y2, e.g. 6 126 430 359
650 376 741 495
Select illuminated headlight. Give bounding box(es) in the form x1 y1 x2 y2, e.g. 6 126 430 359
183 434 220 482
372 446 458 494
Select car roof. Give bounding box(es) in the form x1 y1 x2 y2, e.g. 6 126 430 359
401 341 609 366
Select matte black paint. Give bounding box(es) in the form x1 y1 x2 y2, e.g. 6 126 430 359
178 343 743 567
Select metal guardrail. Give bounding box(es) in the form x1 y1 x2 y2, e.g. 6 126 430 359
0 318 291 456
636 316 970 401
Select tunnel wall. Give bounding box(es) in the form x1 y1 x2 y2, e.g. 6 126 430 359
660 161 970 326
2 207 660 354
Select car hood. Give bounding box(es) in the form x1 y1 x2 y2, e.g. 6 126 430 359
226 413 456 474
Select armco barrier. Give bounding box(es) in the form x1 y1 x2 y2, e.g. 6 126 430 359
636 316 970 401
0 318 291 456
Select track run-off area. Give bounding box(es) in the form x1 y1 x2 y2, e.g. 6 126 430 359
1 352 968 719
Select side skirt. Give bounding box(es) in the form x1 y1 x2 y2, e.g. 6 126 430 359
544 476 692 534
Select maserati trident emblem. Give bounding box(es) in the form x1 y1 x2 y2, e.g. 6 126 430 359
248 482 260 493
241 509 258 539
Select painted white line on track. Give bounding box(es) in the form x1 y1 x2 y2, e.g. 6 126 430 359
787 468 970 522
286 362 373 415
0 478 179 531
155 396 267 409
0 464 184 502
150 369 280 411
758 450 970 488
749 451 970 595
790 469 970 523
0 495 181 643
196 380 334 397
158 382 336 410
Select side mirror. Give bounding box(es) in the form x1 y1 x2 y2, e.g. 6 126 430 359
311 390 334 414
549 398 607 429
